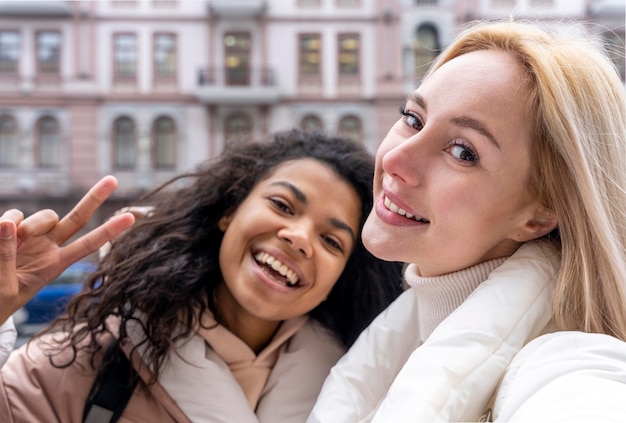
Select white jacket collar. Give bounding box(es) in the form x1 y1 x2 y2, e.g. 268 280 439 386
373 240 560 422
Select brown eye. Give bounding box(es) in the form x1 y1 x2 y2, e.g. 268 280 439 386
270 198 293 215
322 235 344 252
446 141 478 162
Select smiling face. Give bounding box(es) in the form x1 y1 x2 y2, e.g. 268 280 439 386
216 158 361 339
362 49 557 277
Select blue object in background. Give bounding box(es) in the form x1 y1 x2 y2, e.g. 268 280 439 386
22 261 97 325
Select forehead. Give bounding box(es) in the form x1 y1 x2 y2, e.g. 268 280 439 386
422 51 533 141
420 50 529 110
265 158 334 180
259 158 362 226
260 158 358 200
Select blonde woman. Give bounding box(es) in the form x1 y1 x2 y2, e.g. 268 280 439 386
309 21 626 422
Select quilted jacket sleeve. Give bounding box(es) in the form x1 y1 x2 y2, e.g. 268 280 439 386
494 331 626 422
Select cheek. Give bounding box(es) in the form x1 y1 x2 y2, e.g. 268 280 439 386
434 181 506 232
315 260 346 296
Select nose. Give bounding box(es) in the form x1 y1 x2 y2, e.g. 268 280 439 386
278 223 313 258
380 135 424 187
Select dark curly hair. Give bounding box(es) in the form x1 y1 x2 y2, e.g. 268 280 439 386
47 128 404 377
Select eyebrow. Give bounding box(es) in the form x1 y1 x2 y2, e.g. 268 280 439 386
408 93 501 150
270 181 356 242
451 116 501 150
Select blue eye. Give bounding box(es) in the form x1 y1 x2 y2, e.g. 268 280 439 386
399 106 423 131
447 141 478 162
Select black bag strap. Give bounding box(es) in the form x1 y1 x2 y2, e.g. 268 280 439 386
82 341 139 423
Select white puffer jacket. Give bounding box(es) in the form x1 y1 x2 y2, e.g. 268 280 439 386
309 241 626 422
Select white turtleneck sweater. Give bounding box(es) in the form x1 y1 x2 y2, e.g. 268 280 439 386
405 257 506 344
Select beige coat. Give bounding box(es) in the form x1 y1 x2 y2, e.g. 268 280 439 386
0 318 344 423
0 332 189 423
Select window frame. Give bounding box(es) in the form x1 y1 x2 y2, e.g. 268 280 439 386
113 33 138 85
152 116 177 169
35 116 61 168
112 116 137 170
0 115 19 168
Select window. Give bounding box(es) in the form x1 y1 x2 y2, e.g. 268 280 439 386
414 24 439 80
337 115 362 142
224 33 251 86
300 114 324 132
152 116 176 169
113 117 136 169
114 34 137 80
337 0 359 6
491 0 515 7
299 34 321 77
152 0 177 7
224 113 251 143
298 0 321 6
0 31 19 73
37 117 60 168
0 116 18 167
112 0 138 7
530 0 553 6
338 34 359 76
154 33 176 79
37 31 61 75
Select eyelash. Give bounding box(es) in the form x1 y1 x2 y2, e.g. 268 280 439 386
399 105 423 131
322 235 343 252
446 140 479 163
269 198 345 253
399 105 479 164
270 197 293 214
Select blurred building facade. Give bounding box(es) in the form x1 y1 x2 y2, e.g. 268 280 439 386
0 0 622 220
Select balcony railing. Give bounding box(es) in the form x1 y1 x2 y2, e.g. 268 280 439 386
207 0 266 18
0 0 72 16
195 66 280 105
197 67 275 87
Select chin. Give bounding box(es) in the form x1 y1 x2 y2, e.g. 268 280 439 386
362 225 395 262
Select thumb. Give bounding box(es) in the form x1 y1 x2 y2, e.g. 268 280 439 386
0 220 18 287
0 220 18 324
0 220 17 262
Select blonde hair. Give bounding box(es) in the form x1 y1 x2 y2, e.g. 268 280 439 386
428 21 626 340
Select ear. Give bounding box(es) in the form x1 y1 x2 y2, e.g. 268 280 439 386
514 205 558 242
218 215 232 232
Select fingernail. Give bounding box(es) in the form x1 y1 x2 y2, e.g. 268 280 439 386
0 222 14 240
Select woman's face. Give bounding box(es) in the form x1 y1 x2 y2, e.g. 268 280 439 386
363 50 554 276
217 158 361 327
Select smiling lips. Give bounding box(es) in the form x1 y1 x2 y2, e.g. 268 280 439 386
254 251 300 287
384 196 429 223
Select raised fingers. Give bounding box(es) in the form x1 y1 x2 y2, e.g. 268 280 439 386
58 212 135 268
53 175 120 245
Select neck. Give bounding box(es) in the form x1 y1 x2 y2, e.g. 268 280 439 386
213 284 281 353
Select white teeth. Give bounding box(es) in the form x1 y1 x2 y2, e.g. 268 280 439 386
384 196 420 221
254 252 299 286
